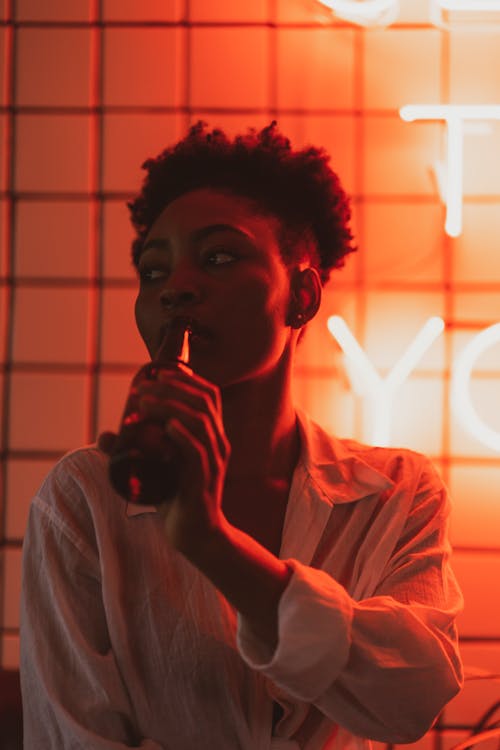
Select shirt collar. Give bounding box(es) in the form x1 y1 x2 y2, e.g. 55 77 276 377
295 409 395 505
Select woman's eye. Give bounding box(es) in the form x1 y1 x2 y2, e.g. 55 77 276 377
206 249 236 266
139 268 168 283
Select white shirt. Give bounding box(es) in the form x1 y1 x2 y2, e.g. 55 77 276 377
20 412 463 749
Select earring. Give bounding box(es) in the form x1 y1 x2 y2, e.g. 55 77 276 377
293 312 305 328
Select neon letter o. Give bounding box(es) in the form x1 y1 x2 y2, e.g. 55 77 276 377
451 323 500 452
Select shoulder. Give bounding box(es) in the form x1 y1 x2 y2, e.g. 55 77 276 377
300 410 436 477
36 445 110 508
46 444 108 480
336 434 438 483
297 411 445 505
30 446 118 551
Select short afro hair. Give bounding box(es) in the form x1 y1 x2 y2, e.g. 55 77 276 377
129 121 356 284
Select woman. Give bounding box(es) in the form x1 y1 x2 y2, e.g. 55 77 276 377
20 122 463 749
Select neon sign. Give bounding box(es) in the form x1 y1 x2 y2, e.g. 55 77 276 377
432 0 500 27
451 323 500 452
315 0 399 26
437 1 500 8
327 316 500 452
399 105 500 237
316 0 500 27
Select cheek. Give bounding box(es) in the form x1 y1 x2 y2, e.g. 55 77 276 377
223 279 290 355
234 267 290 318
134 294 143 333
134 294 154 350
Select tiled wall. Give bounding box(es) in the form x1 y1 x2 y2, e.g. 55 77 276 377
1 0 499 745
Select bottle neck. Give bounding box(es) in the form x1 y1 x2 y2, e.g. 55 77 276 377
154 324 192 368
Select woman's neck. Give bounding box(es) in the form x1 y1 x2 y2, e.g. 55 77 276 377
221 374 300 484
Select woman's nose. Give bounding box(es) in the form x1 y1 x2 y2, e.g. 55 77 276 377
159 286 199 310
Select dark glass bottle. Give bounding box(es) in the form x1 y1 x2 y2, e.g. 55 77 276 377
109 322 192 505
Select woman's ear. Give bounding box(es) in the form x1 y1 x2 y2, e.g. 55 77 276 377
287 267 322 329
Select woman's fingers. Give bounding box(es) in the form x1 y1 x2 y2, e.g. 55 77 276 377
138 374 229 463
165 418 213 491
165 400 229 482
158 368 222 415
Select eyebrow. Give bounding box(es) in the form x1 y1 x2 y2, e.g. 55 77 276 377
191 224 254 243
141 223 254 254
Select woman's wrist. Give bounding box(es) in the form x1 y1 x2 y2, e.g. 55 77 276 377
180 515 292 649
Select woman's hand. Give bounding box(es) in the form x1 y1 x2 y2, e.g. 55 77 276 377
134 367 231 554
99 370 291 651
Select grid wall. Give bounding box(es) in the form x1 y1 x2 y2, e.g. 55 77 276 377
1 0 499 747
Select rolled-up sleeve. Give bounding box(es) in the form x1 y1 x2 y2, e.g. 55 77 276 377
237 471 464 743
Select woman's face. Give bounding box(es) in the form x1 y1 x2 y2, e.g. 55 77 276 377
134 188 296 388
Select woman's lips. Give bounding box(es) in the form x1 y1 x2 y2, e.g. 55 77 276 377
160 315 209 338
156 316 211 359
